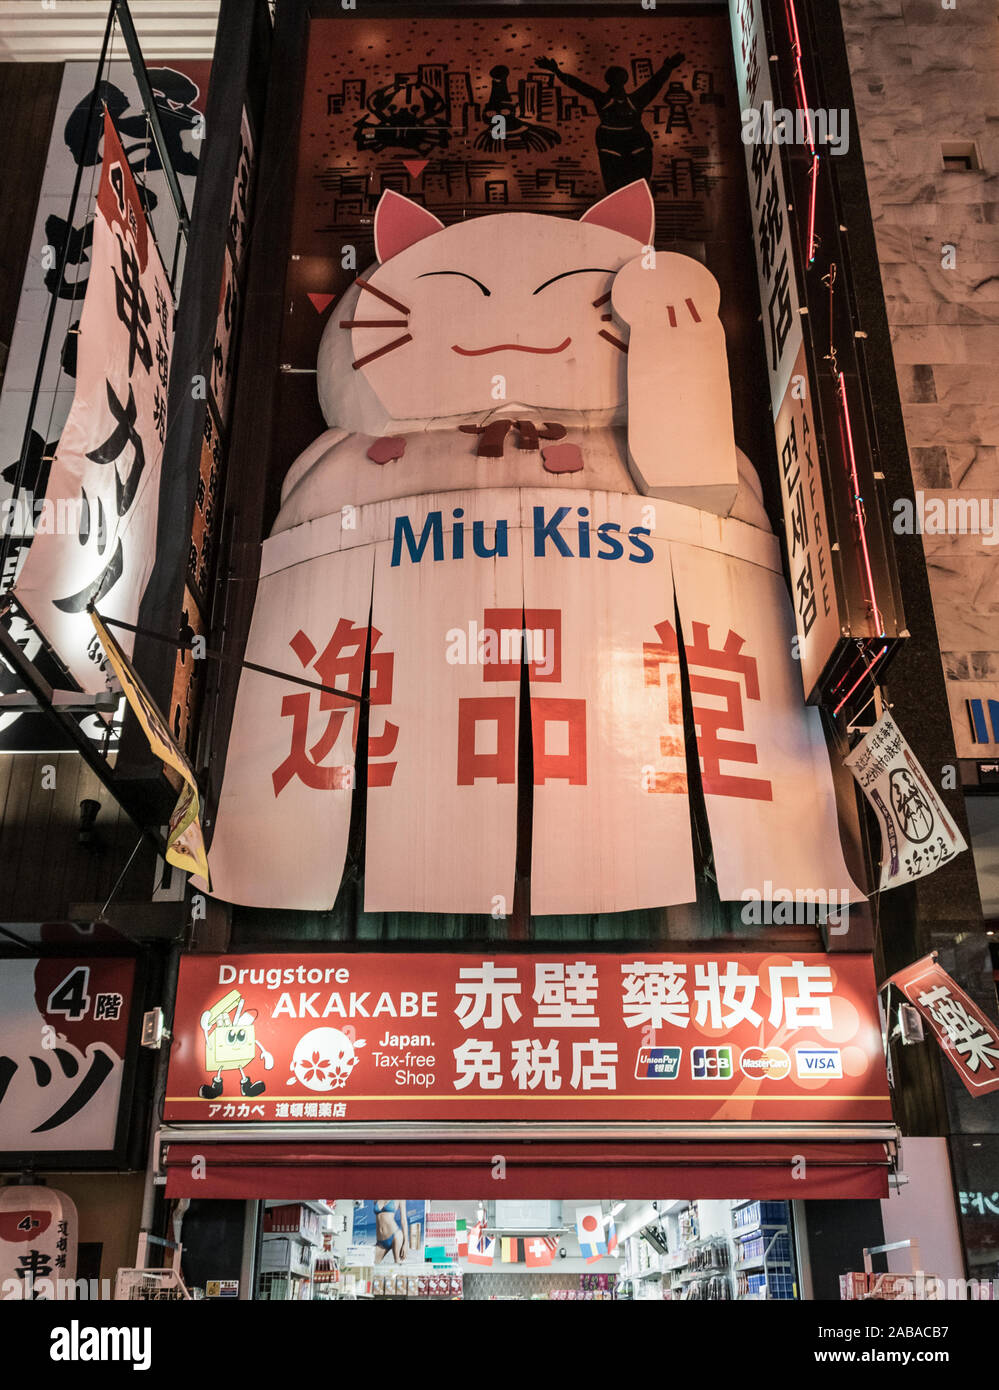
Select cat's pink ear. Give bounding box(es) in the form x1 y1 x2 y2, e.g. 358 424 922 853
374 190 445 263
579 180 655 245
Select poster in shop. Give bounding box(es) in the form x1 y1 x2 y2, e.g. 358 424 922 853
13 111 175 694
888 955 999 1097
351 1201 426 1263
0 1186 78 1300
845 711 967 889
0 957 135 1155
164 952 891 1125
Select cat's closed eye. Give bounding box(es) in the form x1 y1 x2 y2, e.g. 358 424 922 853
532 268 615 295
417 270 491 296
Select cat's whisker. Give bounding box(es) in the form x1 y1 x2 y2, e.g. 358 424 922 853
352 333 414 371
598 328 629 353
592 291 612 308
355 278 411 316
339 319 409 329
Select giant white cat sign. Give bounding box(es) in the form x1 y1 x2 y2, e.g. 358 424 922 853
13 110 174 694
205 183 863 915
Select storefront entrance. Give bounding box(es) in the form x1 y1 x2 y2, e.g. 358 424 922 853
250 1196 802 1302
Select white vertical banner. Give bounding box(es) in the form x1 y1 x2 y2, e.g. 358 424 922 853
670 542 861 903
524 491 695 915
13 111 174 692
206 527 373 910
364 491 521 915
729 0 804 413
845 711 967 889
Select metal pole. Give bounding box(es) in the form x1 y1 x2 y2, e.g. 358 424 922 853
100 612 367 704
114 0 191 232
0 620 167 860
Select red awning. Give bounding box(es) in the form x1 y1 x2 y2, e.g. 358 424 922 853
164 1140 889 1200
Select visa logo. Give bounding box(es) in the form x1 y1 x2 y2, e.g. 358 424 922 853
795 1047 842 1079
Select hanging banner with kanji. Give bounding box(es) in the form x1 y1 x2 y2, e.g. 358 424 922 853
163 951 891 1124
845 711 967 889
202 536 375 910
888 955 999 1097
364 492 520 914
523 492 694 916
0 957 135 1156
0 1186 78 1300
772 346 840 700
13 109 174 693
671 541 862 906
90 608 209 882
205 487 861 914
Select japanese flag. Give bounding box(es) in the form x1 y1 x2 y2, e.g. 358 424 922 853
576 1206 608 1262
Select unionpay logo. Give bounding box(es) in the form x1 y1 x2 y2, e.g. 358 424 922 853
691 1045 734 1080
739 1045 791 1081
795 1046 843 1079
635 1046 682 1080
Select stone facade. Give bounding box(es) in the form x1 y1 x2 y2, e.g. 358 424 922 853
840 0 999 759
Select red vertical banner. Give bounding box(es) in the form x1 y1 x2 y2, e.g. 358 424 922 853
889 956 999 1097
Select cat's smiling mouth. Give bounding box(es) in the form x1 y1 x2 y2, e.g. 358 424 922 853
450 337 572 356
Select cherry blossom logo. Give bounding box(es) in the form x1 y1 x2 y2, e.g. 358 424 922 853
288 1027 364 1092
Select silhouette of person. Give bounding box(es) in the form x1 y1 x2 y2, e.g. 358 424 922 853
535 53 685 191
475 65 560 152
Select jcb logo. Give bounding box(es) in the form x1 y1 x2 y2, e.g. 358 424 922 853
691 1045 733 1080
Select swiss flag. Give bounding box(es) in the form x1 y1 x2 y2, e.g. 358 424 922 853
524 1235 558 1267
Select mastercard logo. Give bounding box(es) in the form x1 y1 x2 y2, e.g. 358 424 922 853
739 1046 791 1081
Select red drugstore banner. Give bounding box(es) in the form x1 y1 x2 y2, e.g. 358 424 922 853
889 955 999 1097
165 953 891 1124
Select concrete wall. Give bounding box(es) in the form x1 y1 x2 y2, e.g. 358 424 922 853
840 0 999 757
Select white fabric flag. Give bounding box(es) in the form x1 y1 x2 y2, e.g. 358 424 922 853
14 111 173 692
670 541 863 905
364 490 520 914
206 526 373 910
845 710 967 889
523 490 695 915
